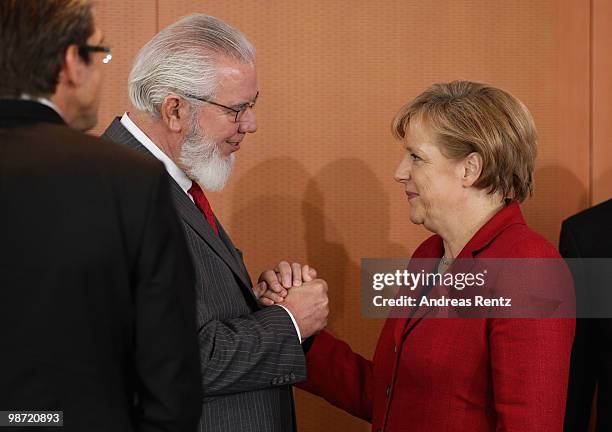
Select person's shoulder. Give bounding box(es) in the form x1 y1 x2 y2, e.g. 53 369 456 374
491 223 560 258
563 199 612 232
39 122 163 175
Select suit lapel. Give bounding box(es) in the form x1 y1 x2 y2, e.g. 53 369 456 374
395 255 483 344
392 239 444 344
393 258 437 344
216 221 254 291
394 202 526 344
169 180 255 295
102 118 257 303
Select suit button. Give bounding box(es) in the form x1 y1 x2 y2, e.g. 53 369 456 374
386 385 390 397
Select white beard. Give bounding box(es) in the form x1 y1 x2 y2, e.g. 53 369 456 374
179 122 235 191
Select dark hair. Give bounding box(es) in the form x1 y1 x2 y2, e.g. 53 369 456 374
0 0 94 98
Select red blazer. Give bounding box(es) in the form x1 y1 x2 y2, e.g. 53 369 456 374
298 202 575 431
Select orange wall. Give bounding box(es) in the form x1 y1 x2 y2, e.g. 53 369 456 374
593 0 612 204
95 1 609 430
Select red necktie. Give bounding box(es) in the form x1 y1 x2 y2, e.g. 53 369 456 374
188 182 219 235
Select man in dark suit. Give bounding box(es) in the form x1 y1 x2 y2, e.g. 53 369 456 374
102 14 330 432
0 2 202 431
560 199 612 431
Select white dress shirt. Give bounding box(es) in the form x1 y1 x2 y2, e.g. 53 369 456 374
119 112 302 342
121 112 193 200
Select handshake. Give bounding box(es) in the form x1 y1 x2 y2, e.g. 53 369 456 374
255 262 329 340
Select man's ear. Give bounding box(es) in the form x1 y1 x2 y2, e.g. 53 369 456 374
160 95 189 133
461 152 483 187
59 44 87 87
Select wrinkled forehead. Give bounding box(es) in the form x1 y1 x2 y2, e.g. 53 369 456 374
213 57 258 98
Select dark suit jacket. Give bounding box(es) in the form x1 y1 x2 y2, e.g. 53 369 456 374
102 117 307 432
0 101 202 431
299 202 574 431
560 199 612 432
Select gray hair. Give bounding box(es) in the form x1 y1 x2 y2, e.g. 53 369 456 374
128 13 255 116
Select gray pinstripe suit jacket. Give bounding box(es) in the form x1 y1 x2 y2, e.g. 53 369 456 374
102 118 307 432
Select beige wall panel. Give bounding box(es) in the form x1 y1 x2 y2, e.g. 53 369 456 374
522 0 591 238
150 1 590 430
592 0 612 205
92 0 158 136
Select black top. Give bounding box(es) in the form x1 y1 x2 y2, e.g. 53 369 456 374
560 199 612 432
0 100 202 431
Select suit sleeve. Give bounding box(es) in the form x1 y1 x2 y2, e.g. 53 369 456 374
559 220 581 259
295 330 375 422
559 221 597 432
196 303 307 397
133 171 202 432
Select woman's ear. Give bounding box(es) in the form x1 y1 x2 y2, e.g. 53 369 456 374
462 152 483 187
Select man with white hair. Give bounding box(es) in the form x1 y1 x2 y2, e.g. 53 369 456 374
102 14 329 431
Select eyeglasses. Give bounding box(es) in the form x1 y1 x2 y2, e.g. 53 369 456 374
185 91 259 123
78 45 112 64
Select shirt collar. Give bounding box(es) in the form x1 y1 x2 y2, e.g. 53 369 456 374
458 200 526 257
415 201 526 258
120 112 193 196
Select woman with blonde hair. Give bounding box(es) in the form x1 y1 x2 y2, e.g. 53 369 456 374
262 81 575 431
